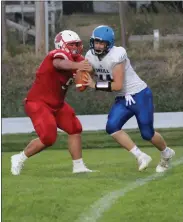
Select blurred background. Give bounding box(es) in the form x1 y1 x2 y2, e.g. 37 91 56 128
2 1 183 117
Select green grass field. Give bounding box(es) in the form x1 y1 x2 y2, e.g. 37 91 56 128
2 129 183 222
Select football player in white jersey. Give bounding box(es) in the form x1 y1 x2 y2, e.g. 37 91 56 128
84 25 175 172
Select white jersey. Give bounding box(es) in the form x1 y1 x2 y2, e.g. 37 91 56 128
85 46 147 96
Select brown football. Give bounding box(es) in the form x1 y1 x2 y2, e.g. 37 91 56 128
75 70 89 92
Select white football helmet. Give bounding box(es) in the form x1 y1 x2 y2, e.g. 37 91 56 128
54 30 83 57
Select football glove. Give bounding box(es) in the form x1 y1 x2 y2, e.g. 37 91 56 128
125 94 136 106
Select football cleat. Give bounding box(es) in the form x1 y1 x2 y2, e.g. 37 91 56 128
11 154 24 175
156 148 175 173
137 153 152 171
73 167 95 174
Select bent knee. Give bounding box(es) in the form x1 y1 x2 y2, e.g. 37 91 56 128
67 118 82 135
140 126 155 141
40 132 57 146
106 121 121 135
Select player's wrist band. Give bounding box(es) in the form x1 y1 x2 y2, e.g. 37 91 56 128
95 81 112 92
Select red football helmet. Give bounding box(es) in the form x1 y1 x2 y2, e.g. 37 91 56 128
54 30 83 58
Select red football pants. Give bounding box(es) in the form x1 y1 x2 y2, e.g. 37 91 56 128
24 100 82 146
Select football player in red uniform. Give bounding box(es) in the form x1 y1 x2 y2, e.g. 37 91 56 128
11 30 94 175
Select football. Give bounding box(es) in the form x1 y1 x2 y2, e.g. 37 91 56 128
75 70 89 92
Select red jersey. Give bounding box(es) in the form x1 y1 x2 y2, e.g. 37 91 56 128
26 49 84 109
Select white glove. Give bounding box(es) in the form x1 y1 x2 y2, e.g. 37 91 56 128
125 94 136 106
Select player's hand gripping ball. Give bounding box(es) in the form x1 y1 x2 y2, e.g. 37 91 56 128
75 70 89 92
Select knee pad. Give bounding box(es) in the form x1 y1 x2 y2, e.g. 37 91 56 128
40 131 57 146
106 119 121 135
67 117 82 135
140 124 155 141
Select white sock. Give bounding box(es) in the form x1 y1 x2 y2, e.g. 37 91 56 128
130 146 143 158
73 158 85 168
19 151 28 161
161 147 170 158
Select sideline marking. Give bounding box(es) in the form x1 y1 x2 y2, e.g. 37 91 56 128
76 158 183 222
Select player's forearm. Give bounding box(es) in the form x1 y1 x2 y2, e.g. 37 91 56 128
53 59 80 71
111 82 123 91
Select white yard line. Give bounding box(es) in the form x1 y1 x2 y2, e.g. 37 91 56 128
76 157 183 222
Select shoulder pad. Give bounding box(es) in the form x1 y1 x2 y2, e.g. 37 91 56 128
111 46 127 63
50 49 70 60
